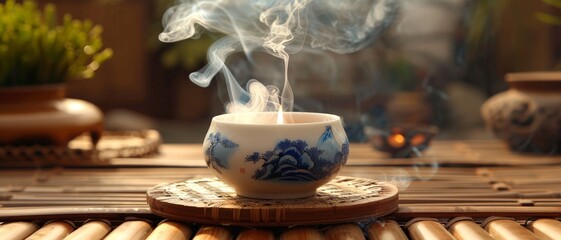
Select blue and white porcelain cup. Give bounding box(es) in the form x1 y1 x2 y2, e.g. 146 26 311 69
203 112 349 199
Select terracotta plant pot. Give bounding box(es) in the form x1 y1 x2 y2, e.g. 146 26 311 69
481 72 561 154
0 85 103 146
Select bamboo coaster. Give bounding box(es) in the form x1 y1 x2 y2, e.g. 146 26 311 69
147 176 398 226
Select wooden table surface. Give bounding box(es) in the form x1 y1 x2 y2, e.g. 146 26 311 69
1 140 561 222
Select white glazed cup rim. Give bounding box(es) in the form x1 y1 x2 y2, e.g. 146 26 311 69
212 112 341 126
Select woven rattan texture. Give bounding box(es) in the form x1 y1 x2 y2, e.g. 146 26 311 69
147 176 398 226
0 130 160 166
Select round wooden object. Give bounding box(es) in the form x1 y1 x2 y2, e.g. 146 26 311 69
147 176 398 226
0 85 103 146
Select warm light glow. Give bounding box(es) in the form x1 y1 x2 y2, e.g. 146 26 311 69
410 134 426 146
63 101 85 112
277 108 284 124
388 133 406 148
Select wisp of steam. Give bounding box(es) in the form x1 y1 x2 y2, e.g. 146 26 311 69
159 0 397 119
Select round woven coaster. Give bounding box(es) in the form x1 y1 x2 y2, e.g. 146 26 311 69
147 176 398 226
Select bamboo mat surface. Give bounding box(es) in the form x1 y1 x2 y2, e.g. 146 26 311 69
1 139 561 223
62 140 561 167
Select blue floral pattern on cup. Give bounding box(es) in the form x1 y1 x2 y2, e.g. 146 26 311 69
204 126 349 181
245 126 349 182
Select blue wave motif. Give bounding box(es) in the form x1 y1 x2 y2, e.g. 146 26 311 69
246 126 349 182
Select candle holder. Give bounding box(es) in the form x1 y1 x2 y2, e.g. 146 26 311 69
202 112 349 199
366 125 438 158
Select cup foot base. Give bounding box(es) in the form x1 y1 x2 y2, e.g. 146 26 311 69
236 190 316 200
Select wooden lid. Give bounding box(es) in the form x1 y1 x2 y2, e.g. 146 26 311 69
147 176 398 226
505 72 561 91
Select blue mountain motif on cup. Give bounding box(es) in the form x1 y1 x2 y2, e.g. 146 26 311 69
246 126 349 182
205 132 239 173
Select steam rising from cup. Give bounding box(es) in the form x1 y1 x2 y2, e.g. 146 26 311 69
159 0 396 120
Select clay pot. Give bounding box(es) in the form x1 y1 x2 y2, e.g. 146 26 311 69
481 72 561 154
0 85 103 146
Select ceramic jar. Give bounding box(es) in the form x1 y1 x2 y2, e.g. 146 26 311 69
0 85 103 146
481 72 561 154
203 112 349 199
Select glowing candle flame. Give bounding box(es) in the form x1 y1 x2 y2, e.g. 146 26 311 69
277 108 284 124
388 133 406 148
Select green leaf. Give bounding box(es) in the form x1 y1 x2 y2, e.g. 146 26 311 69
0 0 112 86
536 12 561 25
543 0 561 9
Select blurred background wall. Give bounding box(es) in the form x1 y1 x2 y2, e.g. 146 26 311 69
30 0 561 142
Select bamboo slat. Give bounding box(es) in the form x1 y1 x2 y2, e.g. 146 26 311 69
236 229 275 240
145 221 193 240
63 220 111 240
446 217 493 240
395 206 561 219
406 218 456 240
0 222 39 240
193 226 232 240
25 221 74 240
103 220 153 240
367 220 408 240
0 207 152 222
526 218 561 240
324 223 365 240
280 227 324 240
483 218 540 240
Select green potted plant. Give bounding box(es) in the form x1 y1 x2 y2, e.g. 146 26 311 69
0 0 112 146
